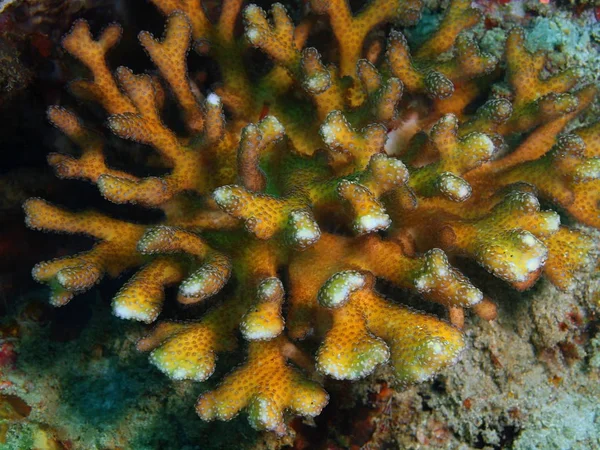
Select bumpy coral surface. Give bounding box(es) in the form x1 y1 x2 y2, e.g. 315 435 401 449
23 0 599 435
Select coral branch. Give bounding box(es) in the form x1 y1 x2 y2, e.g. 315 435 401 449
24 199 145 305
196 337 328 435
139 12 204 133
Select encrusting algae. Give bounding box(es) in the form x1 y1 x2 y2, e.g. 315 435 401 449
21 0 600 436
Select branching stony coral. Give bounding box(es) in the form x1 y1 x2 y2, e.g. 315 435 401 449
22 0 599 435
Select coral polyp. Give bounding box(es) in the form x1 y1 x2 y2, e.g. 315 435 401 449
23 0 599 435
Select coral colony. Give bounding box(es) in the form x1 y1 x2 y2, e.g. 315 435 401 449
23 0 599 435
